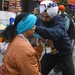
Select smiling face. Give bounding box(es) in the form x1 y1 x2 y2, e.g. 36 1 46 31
40 11 52 22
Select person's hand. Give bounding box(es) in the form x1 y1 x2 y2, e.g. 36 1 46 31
47 40 54 49
39 38 45 50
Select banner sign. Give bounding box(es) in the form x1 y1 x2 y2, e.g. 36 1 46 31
0 11 16 25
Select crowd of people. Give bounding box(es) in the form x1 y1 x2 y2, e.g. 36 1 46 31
0 0 75 75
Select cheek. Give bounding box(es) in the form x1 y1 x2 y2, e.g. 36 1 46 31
47 18 51 21
30 28 35 33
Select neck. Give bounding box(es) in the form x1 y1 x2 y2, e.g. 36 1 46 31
22 33 27 38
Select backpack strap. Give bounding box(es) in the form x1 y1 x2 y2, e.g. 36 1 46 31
64 16 70 30
60 13 70 30
60 13 75 39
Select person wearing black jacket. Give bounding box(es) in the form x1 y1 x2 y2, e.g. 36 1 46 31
35 1 75 75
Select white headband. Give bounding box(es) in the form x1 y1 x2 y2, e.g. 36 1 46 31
40 1 58 18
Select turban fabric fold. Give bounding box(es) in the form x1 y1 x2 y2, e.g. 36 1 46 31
16 14 37 34
40 1 58 18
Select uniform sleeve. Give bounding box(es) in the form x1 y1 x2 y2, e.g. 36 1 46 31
17 47 42 75
36 17 66 41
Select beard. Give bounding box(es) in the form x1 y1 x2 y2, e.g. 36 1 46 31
41 19 51 27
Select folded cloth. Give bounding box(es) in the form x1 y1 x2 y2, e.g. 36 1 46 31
0 42 9 55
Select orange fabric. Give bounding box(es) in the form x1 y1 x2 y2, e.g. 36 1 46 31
58 5 65 11
0 65 4 75
34 45 43 58
3 35 42 75
68 0 75 4
0 37 2 42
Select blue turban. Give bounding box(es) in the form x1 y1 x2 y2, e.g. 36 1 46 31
16 14 37 34
33 34 41 38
